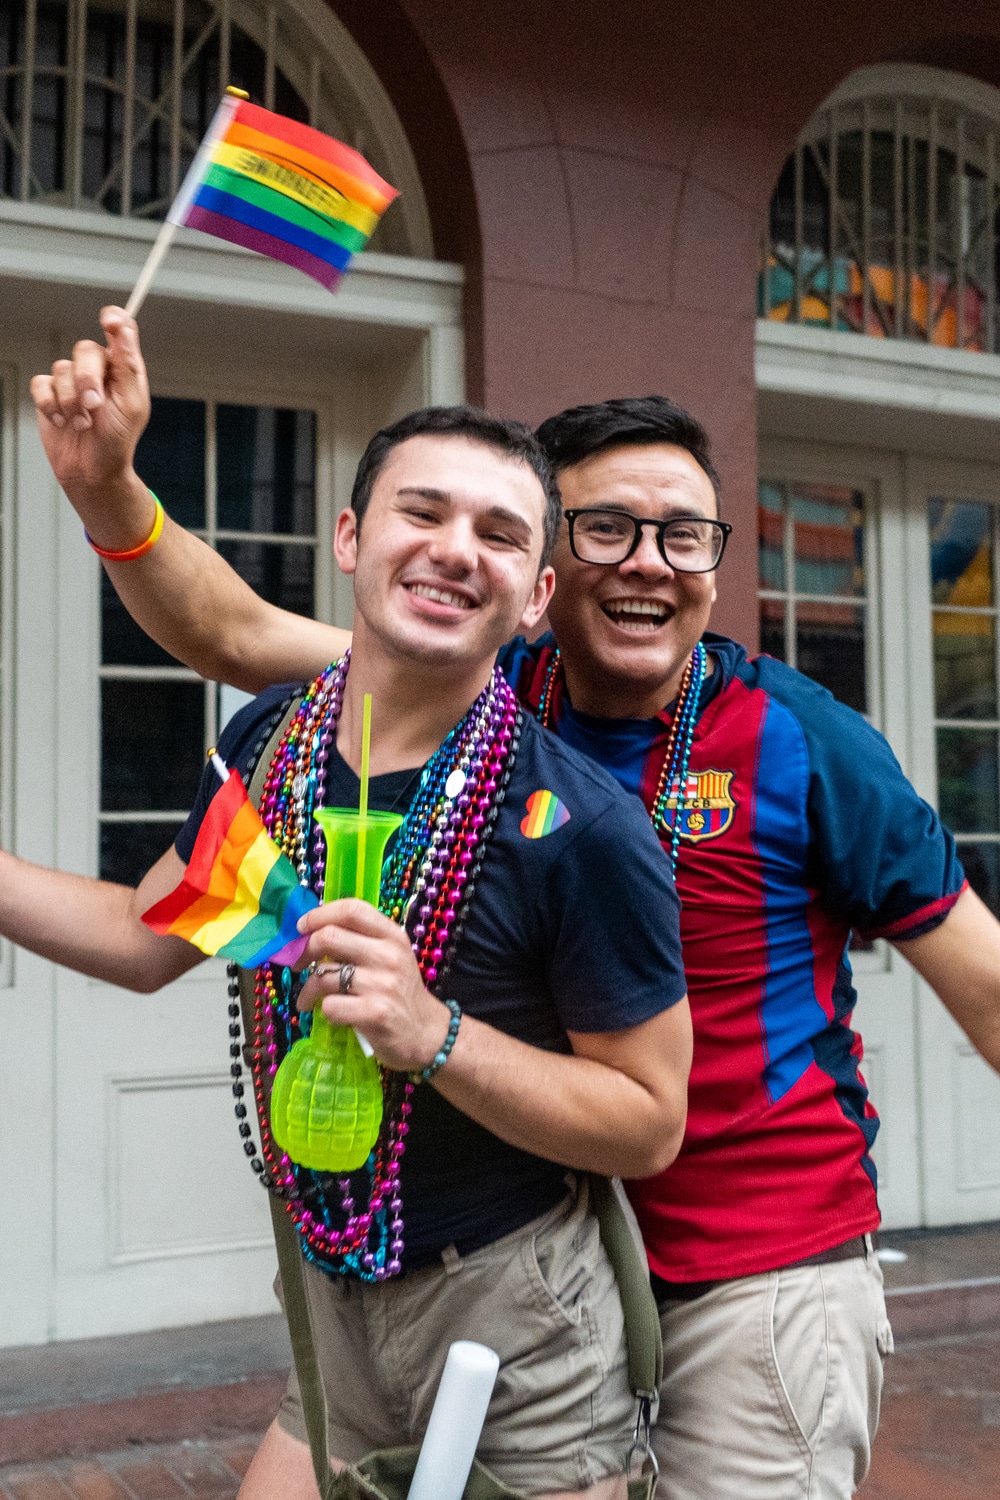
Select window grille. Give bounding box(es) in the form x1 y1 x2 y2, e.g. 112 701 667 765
0 0 424 255
760 65 1000 353
758 479 868 715
929 495 1000 916
99 394 319 886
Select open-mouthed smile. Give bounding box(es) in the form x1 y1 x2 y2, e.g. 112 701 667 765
405 581 477 610
600 597 672 632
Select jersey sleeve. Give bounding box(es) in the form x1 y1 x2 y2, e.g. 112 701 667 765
495 632 552 690
765 666 967 939
542 796 687 1032
174 684 301 865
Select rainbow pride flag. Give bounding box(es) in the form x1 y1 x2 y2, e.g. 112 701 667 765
167 94 398 292
142 764 317 969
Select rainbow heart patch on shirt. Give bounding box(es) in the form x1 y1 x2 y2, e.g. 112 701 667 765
520 790 571 839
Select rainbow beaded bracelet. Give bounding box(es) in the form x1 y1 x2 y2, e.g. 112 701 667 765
86 491 164 561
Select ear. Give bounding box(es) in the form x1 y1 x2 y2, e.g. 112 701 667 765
333 507 358 575
518 565 556 634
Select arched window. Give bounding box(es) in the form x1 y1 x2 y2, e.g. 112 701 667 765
0 0 431 256
760 64 1000 352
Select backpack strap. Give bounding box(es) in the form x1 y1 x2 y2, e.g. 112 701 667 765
238 692 337 1498
232 694 661 1496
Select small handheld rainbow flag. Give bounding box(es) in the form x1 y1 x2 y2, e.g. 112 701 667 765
142 760 317 969
168 93 397 292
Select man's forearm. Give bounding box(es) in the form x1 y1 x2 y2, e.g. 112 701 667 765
896 885 1000 1073
71 471 346 693
432 1008 689 1179
0 850 197 991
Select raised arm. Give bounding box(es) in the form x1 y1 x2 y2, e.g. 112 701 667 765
0 844 202 992
894 884 1000 1073
30 307 348 692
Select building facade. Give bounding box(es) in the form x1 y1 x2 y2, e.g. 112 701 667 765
1 0 999 1345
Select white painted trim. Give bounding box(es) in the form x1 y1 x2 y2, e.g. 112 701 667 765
756 321 1000 422
0 365 15 988
0 201 463 331
824 63 1000 125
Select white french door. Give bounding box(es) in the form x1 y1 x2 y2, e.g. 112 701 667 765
759 439 922 1229
760 440 1000 1229
902 456 1000 1226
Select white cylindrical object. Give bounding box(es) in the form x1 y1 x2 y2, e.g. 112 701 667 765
406 1340 500 1500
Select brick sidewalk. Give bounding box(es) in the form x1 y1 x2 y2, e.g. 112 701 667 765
0 1437 258 1499
3 1331 999 1500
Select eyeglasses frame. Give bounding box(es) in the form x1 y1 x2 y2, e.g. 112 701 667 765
563 508 733 573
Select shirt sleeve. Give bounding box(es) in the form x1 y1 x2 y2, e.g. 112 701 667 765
764 664 967 939
495 632 552 689
542 796 687 1032
174 684 301 865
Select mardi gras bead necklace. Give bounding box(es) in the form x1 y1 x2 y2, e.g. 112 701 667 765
536 641 707 873
246 653 520 1281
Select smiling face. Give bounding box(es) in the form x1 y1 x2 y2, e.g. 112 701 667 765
546 442 719 718
334 433 554 673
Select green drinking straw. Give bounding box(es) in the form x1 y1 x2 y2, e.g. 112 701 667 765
356 692 372 898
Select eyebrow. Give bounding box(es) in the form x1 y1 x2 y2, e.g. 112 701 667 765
396 488 534 542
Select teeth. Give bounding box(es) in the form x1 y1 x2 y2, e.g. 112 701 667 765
604 600 668 619
410 583 472 609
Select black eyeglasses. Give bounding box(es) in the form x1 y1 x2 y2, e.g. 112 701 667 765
564 509 732 572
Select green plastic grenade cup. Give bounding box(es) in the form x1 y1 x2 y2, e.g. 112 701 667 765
269 809 404 1173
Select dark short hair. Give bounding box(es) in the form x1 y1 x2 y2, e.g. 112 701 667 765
535 396 721 507
351 405 562 566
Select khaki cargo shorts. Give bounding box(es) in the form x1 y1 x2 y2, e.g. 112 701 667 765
276 1178 635 1495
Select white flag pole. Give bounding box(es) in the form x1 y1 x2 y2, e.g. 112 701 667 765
124 88 246 319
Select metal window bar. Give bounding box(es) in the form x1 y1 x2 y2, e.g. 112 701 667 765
893 98 904 337
169 0 183 200
18 0 36 200
218 0 230 91
120 0 137 215
828 108 838 330
861 99 872 334
927 102 938 342
989 132 997 355
265 1 276 112
956 111 966 349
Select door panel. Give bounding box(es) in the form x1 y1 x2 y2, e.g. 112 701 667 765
760 441 922 1228
906 456 1000 1225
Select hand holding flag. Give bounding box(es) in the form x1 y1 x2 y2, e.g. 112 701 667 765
142 758 317 970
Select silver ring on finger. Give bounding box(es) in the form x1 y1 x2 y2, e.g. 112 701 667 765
338 962 356 995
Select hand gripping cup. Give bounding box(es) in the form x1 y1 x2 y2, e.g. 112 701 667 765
270 694 404 1172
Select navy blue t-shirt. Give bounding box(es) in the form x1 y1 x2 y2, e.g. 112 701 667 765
177 685 686 1269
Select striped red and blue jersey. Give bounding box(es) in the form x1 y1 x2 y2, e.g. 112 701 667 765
500 631 967 1281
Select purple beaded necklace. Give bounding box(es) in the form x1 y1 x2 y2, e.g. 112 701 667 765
246 653 521 1280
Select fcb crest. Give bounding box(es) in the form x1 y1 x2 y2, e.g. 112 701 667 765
661 768 737 842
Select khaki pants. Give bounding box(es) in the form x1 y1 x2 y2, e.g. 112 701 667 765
652 1241 894 1499
276 1181 636 1496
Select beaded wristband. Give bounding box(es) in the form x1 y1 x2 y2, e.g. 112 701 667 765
86 491 164 561
419 998 462 1083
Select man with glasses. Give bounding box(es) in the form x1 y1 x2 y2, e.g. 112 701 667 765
31 321 1000 1500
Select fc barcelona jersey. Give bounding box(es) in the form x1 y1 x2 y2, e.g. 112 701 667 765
500 631 967 1281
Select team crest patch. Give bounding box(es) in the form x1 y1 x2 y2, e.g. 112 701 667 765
661 769 737 842
521 790 571 839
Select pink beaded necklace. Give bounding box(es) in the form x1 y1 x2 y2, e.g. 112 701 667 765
242 654 521 1280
